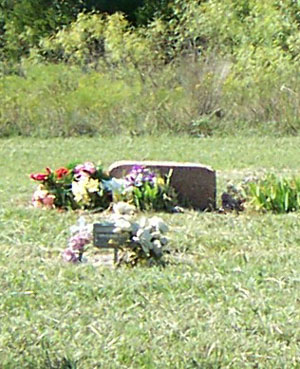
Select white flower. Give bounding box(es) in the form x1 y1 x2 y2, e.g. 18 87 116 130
103 178 125 194
136 228 152 242
151 231 162 240
133 229 153 254
72 179 89 204
113 218 133 233
152 239 163 257
138 217 147 229
70 216 92 235
113 201 136 216
148 216 168 233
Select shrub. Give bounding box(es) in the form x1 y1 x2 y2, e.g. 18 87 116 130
2 0 300 137
33 12 155 73
1 0 82 60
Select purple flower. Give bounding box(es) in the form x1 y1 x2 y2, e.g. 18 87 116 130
68 232 91 251
131 165 144 173
124 166 156 188
144 172 156 183
62 248 79 263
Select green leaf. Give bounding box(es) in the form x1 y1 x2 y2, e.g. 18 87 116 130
284 191 289 212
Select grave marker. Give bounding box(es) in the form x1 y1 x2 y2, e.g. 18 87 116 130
93 222 127 263
109 161 216 210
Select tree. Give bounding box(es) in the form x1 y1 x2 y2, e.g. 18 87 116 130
0 0 170 60
1 0 82 59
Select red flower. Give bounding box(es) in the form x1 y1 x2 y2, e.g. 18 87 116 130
30 173 48 181
55 167 69 179
30 167 52 181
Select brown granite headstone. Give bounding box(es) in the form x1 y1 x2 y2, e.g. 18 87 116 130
108 161 216 210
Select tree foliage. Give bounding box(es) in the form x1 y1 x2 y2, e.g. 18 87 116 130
1 0 82 58
0 0 174 60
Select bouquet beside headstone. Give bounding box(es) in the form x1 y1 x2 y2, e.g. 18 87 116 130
30 162 111 210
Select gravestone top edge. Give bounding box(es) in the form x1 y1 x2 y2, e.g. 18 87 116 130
108 160 215 173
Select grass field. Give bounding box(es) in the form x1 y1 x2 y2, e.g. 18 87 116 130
0 135 299 368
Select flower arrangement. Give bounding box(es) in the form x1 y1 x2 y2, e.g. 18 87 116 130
30 162 112 210
113 213 169 267
112 165 177 211
30 162 177 211
62 202 170 267
31 163 177 212
62 217 93 263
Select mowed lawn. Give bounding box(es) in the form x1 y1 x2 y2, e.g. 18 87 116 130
0 135 299 368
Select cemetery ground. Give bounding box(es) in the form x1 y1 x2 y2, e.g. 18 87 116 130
0 135 300 369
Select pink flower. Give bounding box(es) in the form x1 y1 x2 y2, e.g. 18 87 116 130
32 186 55 208
68 233 91 251
42 194 55 207
74 162 96 179
62 248 79 263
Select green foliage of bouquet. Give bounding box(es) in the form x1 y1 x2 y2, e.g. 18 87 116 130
30 161 111 210
245 174 300 213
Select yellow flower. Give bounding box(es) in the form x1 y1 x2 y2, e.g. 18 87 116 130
157 177 165 186
72 177 99 205
72 179 90 204
85 178 99 193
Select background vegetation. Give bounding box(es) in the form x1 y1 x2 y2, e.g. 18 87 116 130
1 0 300 137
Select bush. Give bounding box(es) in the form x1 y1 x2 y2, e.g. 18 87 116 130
1 0 162 60
1 0 82 60
0 63 137 137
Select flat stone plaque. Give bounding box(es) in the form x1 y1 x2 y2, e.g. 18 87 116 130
93 223 127 248
93 222 128 263
109 161 216 210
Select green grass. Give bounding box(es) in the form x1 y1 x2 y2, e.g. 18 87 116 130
0 135 299 368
